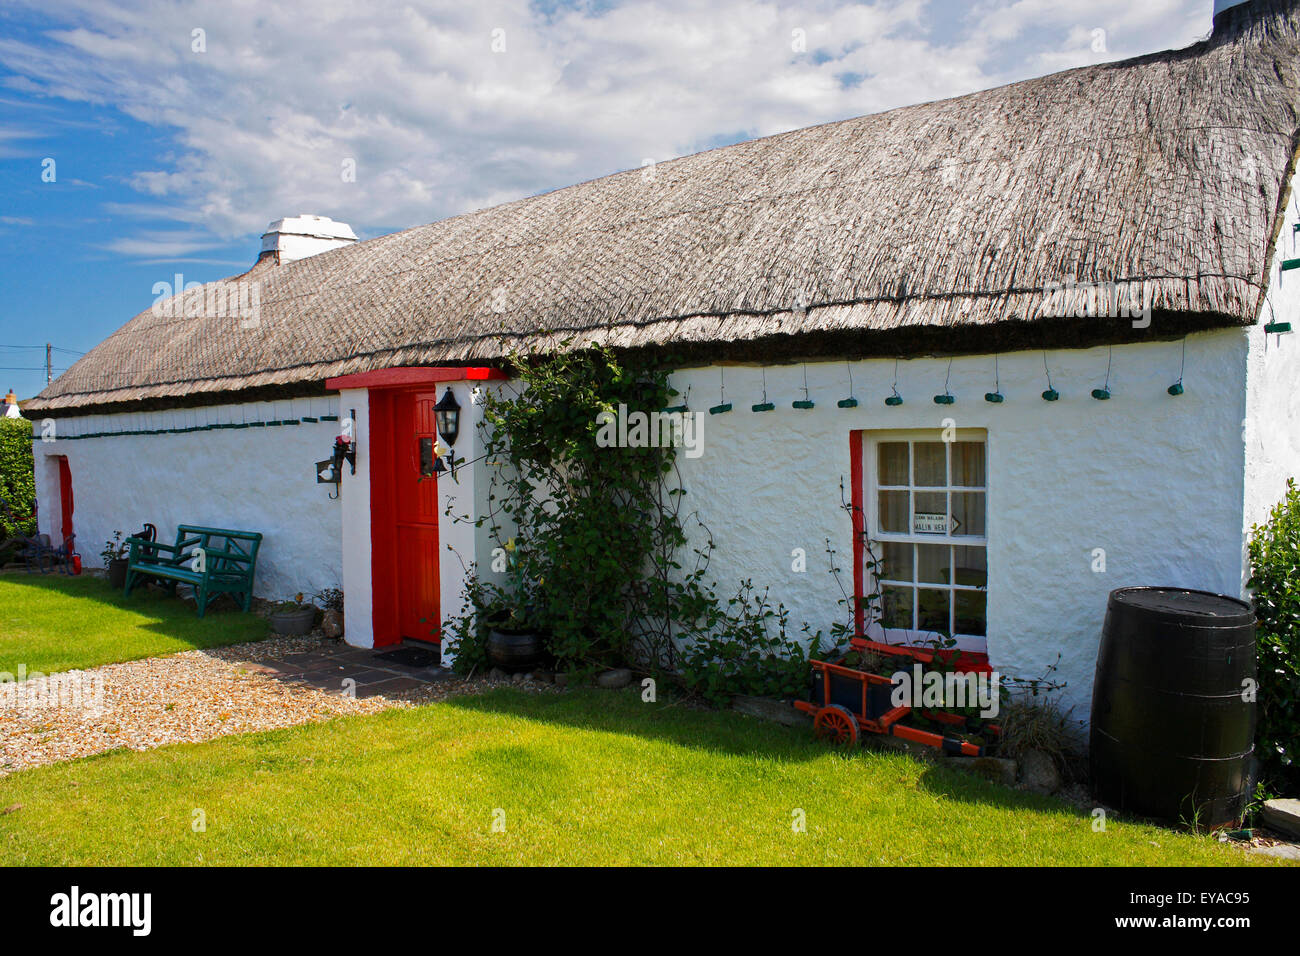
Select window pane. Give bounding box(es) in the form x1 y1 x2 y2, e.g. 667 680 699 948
952 492 985 537
952 546 987 588
879 542 913 582
917 589 951 636
881 585 914 630
955 590 987 637
914 442 946 487
916 544 950 584
913 492 947 534
878 442 909 485
418 437 436 477
879 491 909 534
952 442 986 487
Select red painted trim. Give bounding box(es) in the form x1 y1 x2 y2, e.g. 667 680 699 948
57 456 74 546
326 366 508 391
367 391 401 647
849 430 865 637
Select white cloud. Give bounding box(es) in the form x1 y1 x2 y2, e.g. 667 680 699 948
0 0 1215 256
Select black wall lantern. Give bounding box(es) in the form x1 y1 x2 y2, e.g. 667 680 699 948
433 388 461 477
434 388 461 447
316 408 358 498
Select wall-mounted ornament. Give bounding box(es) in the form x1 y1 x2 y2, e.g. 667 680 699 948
793 365 815 409
933 357 955 405
985 354 1005 403
1167 336 1187 396
710 368 732 415
752 368 775 412
1092 347 1113 400
1041 351 1060 402
885 359 903 406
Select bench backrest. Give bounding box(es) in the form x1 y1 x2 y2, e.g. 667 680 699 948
173 525 263 573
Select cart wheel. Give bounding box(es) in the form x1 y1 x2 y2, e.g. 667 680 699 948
814 705 859 746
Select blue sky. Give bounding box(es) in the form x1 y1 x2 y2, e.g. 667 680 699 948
0 0 1214 400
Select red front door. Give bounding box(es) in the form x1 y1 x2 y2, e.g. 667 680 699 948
392 391 441 643
57 456 74 547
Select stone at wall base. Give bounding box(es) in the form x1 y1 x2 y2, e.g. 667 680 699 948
1017 749 1062 795
1261 799 1300 840
596 668 632 689
321 609 344 639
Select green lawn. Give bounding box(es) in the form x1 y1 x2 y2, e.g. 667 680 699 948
0 689 1281 866
0 572 268 677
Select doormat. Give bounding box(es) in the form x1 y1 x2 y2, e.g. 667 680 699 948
374 646 443 669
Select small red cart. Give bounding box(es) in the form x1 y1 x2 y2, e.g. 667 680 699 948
793 638 997 757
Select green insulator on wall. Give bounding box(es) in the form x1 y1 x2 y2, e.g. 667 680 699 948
1091 388 1111 401
708 403 732 415
837 398 859 408
792 400 815 409
1167 383 1185 396
933 394 955 405
751 402 775 413
1042 389 1060 402
985 392 1004 404
885 395 903 407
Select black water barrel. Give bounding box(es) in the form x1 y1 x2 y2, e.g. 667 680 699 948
1090 587 1256 828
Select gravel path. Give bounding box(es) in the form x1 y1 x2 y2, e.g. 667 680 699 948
0 635 537 776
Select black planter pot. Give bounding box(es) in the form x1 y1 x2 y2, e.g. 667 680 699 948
487 628 545 672
107 558 129 590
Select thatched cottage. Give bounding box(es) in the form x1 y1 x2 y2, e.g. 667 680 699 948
27 0 1300 714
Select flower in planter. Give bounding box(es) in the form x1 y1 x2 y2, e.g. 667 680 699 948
99 531 130 568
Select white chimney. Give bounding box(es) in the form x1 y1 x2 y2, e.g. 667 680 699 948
259 215 357 264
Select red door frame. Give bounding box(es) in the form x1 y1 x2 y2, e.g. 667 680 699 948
326 367 508 649
367 389 403 647
56 456 74 548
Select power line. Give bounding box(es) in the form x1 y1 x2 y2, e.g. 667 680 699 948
0 348 84 357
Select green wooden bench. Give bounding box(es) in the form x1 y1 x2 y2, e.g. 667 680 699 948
124 525 262 617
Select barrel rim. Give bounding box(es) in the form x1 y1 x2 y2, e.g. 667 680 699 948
1107 586 1255 625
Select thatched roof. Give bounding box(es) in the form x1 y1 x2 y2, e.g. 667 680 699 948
31 0 1300 413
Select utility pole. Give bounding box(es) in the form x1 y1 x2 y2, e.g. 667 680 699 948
46 343 52 385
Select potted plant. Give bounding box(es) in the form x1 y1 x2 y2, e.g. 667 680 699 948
269 593 318 635
484 538 546 672
101 531 130 589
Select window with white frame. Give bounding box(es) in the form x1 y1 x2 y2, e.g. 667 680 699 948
864 431 988 650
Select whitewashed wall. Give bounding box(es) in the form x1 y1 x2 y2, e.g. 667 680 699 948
669 329 1250 719
33 395 344 601
1243 166 1300 571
